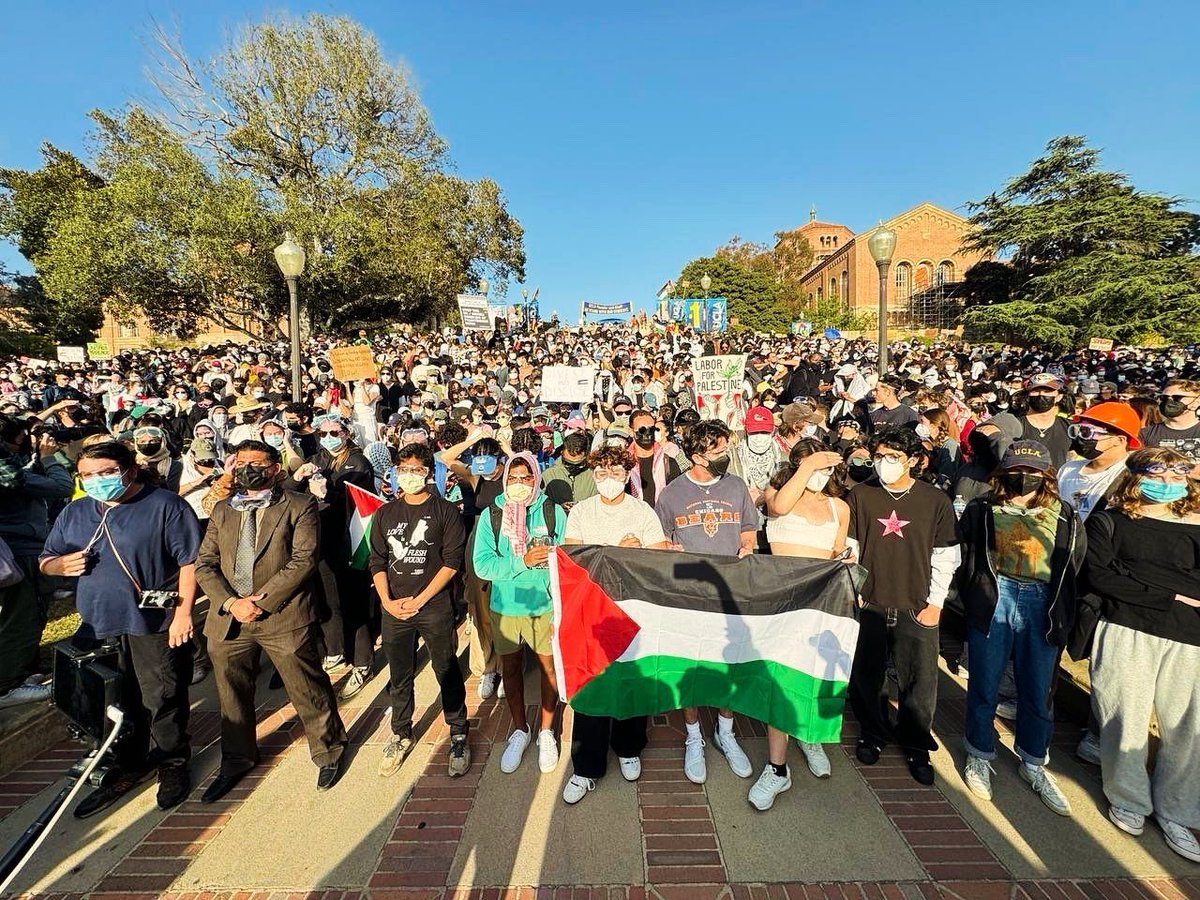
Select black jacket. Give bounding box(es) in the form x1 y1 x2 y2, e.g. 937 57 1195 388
955 497 1087 647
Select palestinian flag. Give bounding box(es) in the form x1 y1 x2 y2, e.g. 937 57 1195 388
346 482 386 570
550 546 863 743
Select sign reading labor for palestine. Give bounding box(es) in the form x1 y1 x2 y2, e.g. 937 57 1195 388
456 294 494 332
693 353 748 425
541 365 598 404
328 345 378 383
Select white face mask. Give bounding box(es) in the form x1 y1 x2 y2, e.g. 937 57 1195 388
396 473 427 495
915 423 932 441
746 433 774 454
505 483 533 504
595 476 626 500
876 458 908 485
806 469 832 492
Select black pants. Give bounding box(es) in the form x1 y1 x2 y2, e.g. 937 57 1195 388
318 559 376 667
74 630 192 771
571 713 648 779
380 594 467 740
848 605 940 761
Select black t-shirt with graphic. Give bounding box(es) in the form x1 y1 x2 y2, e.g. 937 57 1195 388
1139 421 1200 466
847 479 957 610
368 493 466 601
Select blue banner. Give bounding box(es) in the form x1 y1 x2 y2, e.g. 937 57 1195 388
706 298 728 333
582 301 632 318
668 298 727 332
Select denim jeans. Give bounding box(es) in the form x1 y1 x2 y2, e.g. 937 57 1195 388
964 576 1060 765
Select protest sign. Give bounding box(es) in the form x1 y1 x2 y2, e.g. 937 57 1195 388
56 346 86 364
457 294 493 332
86 341 112 360
541 365 598 404
582 301 632 319
1088 337 1114 352
328 345 377 383
693 354 748 425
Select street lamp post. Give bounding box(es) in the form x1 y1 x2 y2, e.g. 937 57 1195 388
273 233 307 402
700 274 712 297
521 287 529 326
867 223 897 374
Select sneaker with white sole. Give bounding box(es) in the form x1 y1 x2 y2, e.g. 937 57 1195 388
1157 816 1200 863
748 765 792 811
963 755 994 801
448 734 471 777
684 733 707 784
338 666 369 701
562 774 595 804
496 678 506 699
1109 804 1145 835
477 672 499 700
798 741 831 779
537 729 559 773
378 735 414 777
500 728 531 773
1076 731 1101 766
1019 764 1072 816
995 699 1017 721
618 756 641 781
321 655 345 673
0 681 52 709
713 728 753 778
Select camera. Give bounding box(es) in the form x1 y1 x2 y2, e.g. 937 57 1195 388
137 590 181 610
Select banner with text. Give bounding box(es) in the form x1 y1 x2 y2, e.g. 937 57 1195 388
541 365 599 404
693 354 748 425
457 294 494 332
56 346 86 364
86 341 112 360
582 301 633 320
328 345 378 383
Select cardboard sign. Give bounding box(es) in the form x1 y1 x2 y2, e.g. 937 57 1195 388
457 294 493 332
1088 338 1114 352
692 354 748 424
328 345 377 383
541 365 598 403
86 341 112 360
56 345 86 364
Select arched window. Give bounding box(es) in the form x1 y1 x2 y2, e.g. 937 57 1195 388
829 276 839 300
915 262 933 291
936 260 955 285
817 286 823 302
841 270 849 303
894 262 912 300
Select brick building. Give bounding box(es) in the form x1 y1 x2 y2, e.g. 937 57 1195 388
794 202 989 319
95 309 280 352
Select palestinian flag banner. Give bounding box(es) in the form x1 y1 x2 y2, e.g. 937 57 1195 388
549 545 862 743
346 482 386 570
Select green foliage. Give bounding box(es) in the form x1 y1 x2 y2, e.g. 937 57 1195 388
962 135 1200 347
808 296 874 332
0 268 100 349
0 13 524 341
676 255 786 332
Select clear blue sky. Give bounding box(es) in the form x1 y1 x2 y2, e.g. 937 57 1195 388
2 1 1198 320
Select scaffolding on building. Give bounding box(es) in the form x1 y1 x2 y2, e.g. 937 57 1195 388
889 280 966 332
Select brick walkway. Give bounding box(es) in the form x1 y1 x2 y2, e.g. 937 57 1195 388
2 650 1198 900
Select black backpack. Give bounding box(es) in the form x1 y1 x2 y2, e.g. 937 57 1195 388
465 497 561 577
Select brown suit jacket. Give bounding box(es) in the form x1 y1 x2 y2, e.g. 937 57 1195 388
196 489 322 641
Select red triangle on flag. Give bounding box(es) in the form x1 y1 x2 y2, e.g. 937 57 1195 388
347 482 386 517
554 548 641 698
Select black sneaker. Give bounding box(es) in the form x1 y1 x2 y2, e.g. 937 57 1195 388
855 740 882 766
74 768 154 819
906 755 935 785
157 763 191 810
448 734 471 777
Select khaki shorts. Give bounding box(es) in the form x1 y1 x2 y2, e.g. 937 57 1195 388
490 609 553 657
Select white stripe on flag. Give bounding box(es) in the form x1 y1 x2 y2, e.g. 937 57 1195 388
614 599 858 685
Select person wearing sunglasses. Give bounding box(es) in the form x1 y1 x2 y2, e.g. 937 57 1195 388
1139 379 1200 478
1082 447 1200 862
1058 402 1142 522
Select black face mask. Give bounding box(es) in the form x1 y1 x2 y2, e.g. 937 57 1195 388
1027 394 1057 413
1000 472 1043 496
1071 436 1103 460
848 460 874 482
563 458 589 476
634 428 657 449
704 454 731 477
234 464 276 490
1160 396 1189 419
138 441 163 456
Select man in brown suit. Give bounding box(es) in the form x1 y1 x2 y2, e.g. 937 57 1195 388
196 439 348 801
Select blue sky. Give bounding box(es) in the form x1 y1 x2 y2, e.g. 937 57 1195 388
2 1 1198 320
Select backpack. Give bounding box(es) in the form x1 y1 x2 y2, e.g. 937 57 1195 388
465 497 560 576
0 536 24 588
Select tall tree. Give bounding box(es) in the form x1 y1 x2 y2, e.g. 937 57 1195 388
962 135 1200 348
676 255 784 332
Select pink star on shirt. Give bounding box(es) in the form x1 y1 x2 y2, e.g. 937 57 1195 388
878 510 910 538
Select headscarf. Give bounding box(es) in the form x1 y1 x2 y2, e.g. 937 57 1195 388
364 440 393 493
134 425 172 481
500 450 543 558
193 418 227 460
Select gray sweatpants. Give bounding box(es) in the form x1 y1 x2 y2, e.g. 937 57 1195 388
1090 619 1200 827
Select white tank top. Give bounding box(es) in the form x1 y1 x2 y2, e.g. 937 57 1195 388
766 497 839 552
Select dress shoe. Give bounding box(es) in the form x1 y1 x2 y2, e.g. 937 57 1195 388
74 768 153 819
201 767 253 803
907 755 936 786
156 763 191 810
855 740 882 766
316 757 343 791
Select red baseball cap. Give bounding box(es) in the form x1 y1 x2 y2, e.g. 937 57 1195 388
744 405 775 434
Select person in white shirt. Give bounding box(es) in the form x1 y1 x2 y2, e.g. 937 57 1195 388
1057 402 1141 522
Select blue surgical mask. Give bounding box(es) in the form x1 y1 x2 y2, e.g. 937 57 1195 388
81 472 128 503
470 455 498 476
1138 478 1188 504
320 434 345 453
264 434 285 449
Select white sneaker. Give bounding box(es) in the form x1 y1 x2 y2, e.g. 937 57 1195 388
748 765 792 811
995 700 1017 721
477 672 499 700
321 655 345 673
684 733 707 784
562 774 595 805
500 728 531 773
1157 816 1200 863
713 727 753 778
1020 764 1072 816
798 741 831 779
963 755 994 801
1076 731 1101 766
0 682 51 709
618 756 641 782
1109 804 1145 836
537 729 559 773
378 735 414 777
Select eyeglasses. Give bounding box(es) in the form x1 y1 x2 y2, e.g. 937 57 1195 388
1161 394 1196 402
1134 463 1193 476
873 452 906 465
318 429 344 436
1067 423 1116 441
849 459 874 468
507 474 536 484
395 466 429 476
593 467 628 479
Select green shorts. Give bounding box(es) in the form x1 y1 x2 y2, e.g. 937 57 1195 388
490 609 553 656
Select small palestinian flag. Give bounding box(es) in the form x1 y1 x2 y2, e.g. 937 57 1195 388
346 482 386 570
550 546 863 743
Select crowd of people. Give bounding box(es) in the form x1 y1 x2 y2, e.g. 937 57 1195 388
0 320 1197 862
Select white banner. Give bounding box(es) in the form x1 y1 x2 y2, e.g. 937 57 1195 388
457 294 493 332
56 345 86 364
692 354 748 424
541 365 598 404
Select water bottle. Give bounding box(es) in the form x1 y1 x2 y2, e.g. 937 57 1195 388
953 494 967 518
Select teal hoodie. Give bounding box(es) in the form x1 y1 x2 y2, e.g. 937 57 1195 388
471 494 565 616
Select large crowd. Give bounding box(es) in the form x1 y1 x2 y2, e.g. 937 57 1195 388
0 320 1197 862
